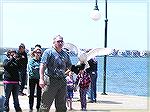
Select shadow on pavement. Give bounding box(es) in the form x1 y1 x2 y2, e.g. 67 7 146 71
97 100 122 104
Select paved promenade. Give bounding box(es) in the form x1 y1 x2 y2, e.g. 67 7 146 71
0 84 150 112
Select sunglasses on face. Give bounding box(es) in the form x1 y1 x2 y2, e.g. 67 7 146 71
34 51 42 54
56 40 64 43
36 52 41 54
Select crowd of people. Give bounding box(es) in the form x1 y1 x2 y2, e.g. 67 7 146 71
2 35 98 112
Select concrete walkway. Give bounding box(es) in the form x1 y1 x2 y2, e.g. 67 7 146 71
0 84 150 112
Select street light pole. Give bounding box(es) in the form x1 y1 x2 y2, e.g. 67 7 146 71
101 0 108 95
90 0 108 95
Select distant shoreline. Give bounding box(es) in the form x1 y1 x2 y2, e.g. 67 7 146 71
0 47 150 58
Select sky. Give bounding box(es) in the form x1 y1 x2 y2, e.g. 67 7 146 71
0 0 149 51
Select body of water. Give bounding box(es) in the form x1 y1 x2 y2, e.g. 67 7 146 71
0 54 148 96
71 56 148 97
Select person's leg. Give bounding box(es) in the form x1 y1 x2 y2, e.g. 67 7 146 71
82 88 87 110
12 83 22 111
87 85 91 100
19 69 27 94
39 78 58 112
69 98 73 110
29 79 36 110
79 88 84 110
66 98 69 108
69 91 73 110
67 91 73 110
93 72 97 102
3 84 12 111
66 92 69 108
90 74 94 102
55 82 67 112
0 95 5 111
36 79 42 110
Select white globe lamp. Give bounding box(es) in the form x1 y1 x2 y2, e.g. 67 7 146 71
90 0 101 21
90 10 101 21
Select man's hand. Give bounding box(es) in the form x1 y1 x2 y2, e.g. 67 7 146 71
39 78 45 88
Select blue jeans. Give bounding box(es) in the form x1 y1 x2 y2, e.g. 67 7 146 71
19 69 27 93
89 71 97 101
0 95 5 111
4 83 20 110
79 88 88 109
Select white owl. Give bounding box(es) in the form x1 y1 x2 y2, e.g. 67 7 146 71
63 43 112 69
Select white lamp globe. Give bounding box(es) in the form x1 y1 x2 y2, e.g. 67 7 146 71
90 10 101 21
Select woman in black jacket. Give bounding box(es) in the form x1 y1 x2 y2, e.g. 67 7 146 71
3 49 22 112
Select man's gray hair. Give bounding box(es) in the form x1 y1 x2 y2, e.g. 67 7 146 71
53 35 63 41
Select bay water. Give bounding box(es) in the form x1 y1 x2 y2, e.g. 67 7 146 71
0 54 148 96
71 56 148 97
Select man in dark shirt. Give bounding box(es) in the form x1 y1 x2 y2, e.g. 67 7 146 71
39 35 72 112
17 43 28 96
86 58 98 103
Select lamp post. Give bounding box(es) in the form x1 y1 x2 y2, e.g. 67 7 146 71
90 0 101 21
102 0 108 95
90 0 108 95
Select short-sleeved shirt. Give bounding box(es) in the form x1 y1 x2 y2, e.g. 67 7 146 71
41 47 72 78
66 75 74 92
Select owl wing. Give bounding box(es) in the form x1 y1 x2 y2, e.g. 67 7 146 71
86 48 112 61
63 42 79 55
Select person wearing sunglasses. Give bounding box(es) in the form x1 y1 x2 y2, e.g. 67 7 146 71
28 47 43 112
39 35 72 112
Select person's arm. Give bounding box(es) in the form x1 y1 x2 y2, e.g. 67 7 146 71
65 53 72 71
65 69 71 75
74 74 80 91
39 63 46 88
28 59 35 78
3 57 16 70
39 48 51 88
25 52 28 65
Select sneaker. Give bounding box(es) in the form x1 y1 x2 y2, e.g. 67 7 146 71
94 99 97 103
3 110 9 112
3 107 9 112
81 108 87 111
19 92 26 96
37 108 39 112
87 100 94 103
36 107 40 112
24 85 28 89
37 108 41 112
15 107 22 112
77 99 80 101
29 109 33 112
82 108 87 111
68 108 75 111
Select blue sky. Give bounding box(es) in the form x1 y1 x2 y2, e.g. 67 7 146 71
1 0 149 51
